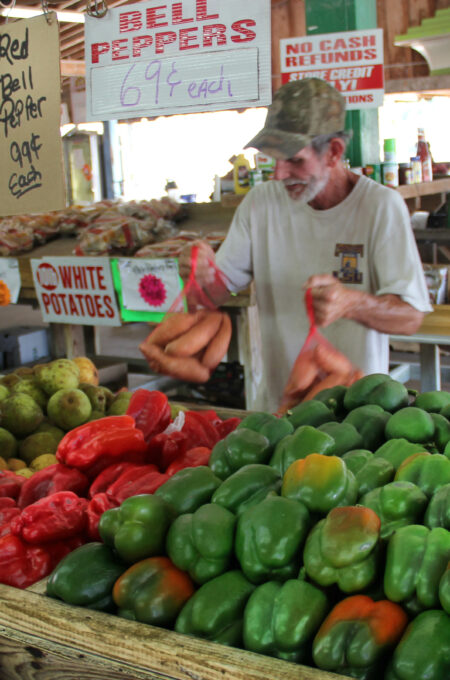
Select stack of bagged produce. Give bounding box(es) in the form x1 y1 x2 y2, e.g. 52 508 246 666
0 382 241 589
45 374 450 680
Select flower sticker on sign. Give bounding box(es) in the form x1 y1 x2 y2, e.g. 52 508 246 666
118 258 181 312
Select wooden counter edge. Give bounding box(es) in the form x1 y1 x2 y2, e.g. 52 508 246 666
0 583 349 680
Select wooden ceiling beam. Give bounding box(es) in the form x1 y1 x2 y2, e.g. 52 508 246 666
60 59 85 76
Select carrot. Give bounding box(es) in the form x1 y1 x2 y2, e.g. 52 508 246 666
139 342 211 383
302 372 350 402
145 311 206 347
314 342 353 375
202 313 232 370
165 311 223 358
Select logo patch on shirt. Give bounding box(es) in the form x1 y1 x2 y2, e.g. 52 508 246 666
333 244 364 284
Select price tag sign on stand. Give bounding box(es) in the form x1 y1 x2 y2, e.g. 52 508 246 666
0 258 21 303
117 258 181 312
85 0 271 120
280 28 384 109
0 14 66 216
31 257 121 326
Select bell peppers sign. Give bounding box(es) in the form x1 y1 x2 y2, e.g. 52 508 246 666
84 0 271 121
31 257 121 326
280 28 384 109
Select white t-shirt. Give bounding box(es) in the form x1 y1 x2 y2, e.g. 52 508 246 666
216 176 432 412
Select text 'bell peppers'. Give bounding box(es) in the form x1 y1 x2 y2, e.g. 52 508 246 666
282 454 358 515
385 610 450 680
47 542 127 612
360 481 428 540
236 494 310 584
11 491 88 544
175 570 255 647
384 524 450 610
56 415 148 478
243 579 328 663
166 503 236 585
126 389 171 441
99 493 173 563
18 463 89 509
303 505 381 593
113 556 194 627
313 595 408 678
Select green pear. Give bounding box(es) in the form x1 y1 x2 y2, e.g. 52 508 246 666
47 388 92 431
80 385 110 413
11 379 47 410
0 427 18 460
19 432 59 466
0 385 9 403
0 394 44 437
35 359 80 396
35 421 65 444
107 391 132 415
0 374 21 390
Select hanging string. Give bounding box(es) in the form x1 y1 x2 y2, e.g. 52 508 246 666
3 0 17 24
86 0 108 19
41 0 54 24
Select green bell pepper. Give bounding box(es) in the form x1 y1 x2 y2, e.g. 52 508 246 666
303 506 381 593
394 452 450 498
359 481 428 540
269 425 335 477
46 542 126 612
235 494 310 584
243 579 328 662
98 494 174 563
385 610 450 680
429 412 450 451
385 407 435 444
344 373 409 413
373 438 426 470
354 456 395 497
281 453 358 515
424 483 450 529
317 421 364 456
237 412 293 450
384 524 450 609
113 556 194 627
211 464 281 516
313 384 348 418
208 428 271 480
414 390 450 413
312 595 408 680
154 465 222 515
286 400 336 429
166 503 236 585
343 404 390 451
175 570 255 646
341 449 373 475
440 562 450 614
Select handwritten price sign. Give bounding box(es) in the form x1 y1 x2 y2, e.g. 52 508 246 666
85 0 271 120
0 14 66 216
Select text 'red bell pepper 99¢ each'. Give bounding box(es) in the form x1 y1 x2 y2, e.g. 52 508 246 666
312 595 408 679
56 415 148 478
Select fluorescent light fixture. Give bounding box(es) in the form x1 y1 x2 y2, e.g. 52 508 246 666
0 7 85 23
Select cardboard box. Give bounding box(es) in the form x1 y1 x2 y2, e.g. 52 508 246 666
0 326 50 369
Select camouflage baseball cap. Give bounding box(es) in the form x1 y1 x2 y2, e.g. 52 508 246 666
245 78 346 160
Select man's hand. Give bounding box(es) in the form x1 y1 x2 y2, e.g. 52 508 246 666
178 240 217 285
304 274 356 327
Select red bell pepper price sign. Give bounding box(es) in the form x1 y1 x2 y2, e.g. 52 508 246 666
31 256 121 325
84 0 271 121
280 28 384 110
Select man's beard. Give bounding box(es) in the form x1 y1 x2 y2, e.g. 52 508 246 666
283 169 330 203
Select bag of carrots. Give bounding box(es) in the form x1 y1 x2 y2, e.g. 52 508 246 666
277 288 363 414
139 245 232 383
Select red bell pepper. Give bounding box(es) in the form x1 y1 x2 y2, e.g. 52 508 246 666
0 471 25 501
18 463 89 510
216 417 241 439
88 462 143 499
0 534 53 589
47 535 86 571
126 389 171 441
166 446 212 476
11 491 88 544
105 465 169 505
147 430 189 471
86 492 119 541
0 498 20 533
56 415 148 478
182 411 220 449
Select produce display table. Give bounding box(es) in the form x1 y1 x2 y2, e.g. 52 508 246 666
0 581 347 680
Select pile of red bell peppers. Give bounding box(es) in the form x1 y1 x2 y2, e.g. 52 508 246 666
0 389 240 588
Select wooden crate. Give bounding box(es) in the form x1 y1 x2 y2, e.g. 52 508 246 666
0 582 349 680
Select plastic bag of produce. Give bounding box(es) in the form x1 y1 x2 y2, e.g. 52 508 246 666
278 288 363 414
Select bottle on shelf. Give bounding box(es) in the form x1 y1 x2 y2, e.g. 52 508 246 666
382 138 399 188
416 128 433 182
233 154 251 195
